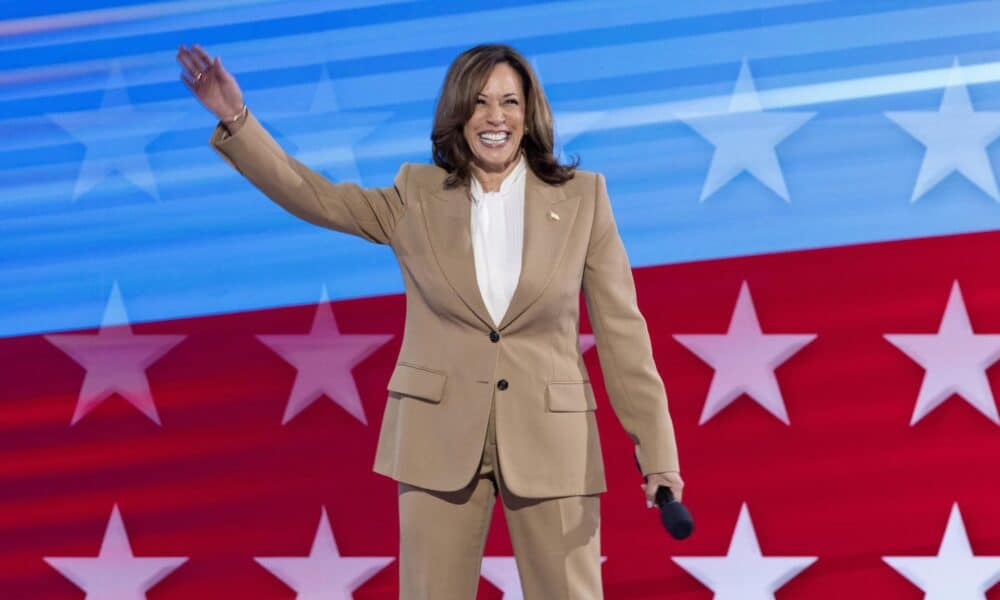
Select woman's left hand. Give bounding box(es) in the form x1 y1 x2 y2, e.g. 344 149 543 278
642 471 684 507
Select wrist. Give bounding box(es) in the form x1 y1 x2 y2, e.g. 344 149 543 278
222 103 247 124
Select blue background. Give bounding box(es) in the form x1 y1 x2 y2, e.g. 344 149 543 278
2 0 999 337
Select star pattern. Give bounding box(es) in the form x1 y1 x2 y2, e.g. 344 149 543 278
257 287 394 425
44 282 185 426
44 504 187 598
271 66 393 186
480 557 523 600
255 507 394 599
884 280 1000 425
46 59 186 202
678 58 815 202
673 503 817 599
885 58 1000 202
674 281 816 425
883 503 1000 598
480 555 606 599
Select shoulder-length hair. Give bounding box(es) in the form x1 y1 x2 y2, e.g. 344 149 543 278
431 44 578 188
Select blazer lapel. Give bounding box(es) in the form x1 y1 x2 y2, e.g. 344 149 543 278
422 181 496 330
421 166 579 332
498 168 578 330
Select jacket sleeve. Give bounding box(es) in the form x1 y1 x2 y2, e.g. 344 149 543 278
208 107 407 245
582 172 680 476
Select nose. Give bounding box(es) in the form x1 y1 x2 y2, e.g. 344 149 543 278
486 103 505 124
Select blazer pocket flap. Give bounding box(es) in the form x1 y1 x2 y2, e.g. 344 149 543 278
387 363 447 403
547 381 597 412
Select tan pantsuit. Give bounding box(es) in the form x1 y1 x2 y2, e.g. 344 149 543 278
398 394 602 599
209 108 679 599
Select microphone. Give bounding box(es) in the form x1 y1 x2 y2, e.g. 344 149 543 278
634 454 694 540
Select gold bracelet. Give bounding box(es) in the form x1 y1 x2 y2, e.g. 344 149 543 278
225 104 247 124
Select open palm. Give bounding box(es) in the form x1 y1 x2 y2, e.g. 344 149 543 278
176 44 244 121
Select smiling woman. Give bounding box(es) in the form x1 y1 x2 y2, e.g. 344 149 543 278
430 44 578 190
181 40 683 600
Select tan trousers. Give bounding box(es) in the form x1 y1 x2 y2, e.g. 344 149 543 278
398 396 603 599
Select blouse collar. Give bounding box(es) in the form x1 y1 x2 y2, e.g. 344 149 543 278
470 153 526 204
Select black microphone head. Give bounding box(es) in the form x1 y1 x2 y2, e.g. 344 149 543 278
655 486 694 540
660 502 694 540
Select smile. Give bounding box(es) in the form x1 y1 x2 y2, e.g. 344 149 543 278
478 132 510 147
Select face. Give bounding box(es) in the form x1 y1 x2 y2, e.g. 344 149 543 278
463 62 526 174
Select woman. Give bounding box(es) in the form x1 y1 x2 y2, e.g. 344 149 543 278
177 42 683 599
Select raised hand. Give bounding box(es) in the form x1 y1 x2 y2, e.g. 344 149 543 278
176 44 244 121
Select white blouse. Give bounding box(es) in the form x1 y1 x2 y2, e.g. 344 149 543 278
469 155 527 328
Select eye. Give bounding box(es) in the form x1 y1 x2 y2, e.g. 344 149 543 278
505 98 519 105
475 98 487 105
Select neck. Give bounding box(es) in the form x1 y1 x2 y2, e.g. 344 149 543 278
471 155 521 192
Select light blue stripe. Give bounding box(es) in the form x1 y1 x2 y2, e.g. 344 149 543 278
2 0 1000 338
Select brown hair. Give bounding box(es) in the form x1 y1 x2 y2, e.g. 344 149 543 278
431 44 578 188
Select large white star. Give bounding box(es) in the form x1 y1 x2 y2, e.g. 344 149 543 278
884 503 1000 598
44 504 188 598
47 59 185 202
271 66 392 186
884 281 1000 425
257 287 393 425
480 555 606 599
673 503 816 599
678 58 815 202
674 281 816 425
255 507 394 599
44 282 185 426
885 58 1000 202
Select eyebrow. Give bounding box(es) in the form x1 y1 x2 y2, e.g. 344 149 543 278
477 92 520 98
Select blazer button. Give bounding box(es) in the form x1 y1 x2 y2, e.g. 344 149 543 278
489 330 500 343
496 379 509 391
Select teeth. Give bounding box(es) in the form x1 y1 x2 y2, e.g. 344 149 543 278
479 132 509 145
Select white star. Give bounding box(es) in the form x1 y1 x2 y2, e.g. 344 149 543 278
579 333 596 355
884 281 1000 425
255 507 394 599
257 287 393 425
44 282 185 426
674 281 816 425
673 503 816 599
883 503 1000 598
678 58 815 202
885 58 1000 202
272 67 392 186
480 555 606 599
552 109 605 160
47 59 185 202
44 504 187 598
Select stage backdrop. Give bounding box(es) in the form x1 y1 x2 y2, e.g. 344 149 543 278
2 1 1000 598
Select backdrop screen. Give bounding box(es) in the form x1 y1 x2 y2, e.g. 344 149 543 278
2 1 999 598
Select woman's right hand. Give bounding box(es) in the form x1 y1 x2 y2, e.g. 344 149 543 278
177 44 244 121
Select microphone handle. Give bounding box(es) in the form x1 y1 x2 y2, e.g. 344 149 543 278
634 453 695 540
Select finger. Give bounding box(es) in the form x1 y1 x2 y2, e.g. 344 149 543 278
214 56 230 81
179 44 205 73
215 56 229 75
180 70 199 92
640 483 654 508
191 44 213 71
644 483 658 504
177 48 200 78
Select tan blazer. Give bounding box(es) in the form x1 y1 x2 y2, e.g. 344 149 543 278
209 109 679 498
